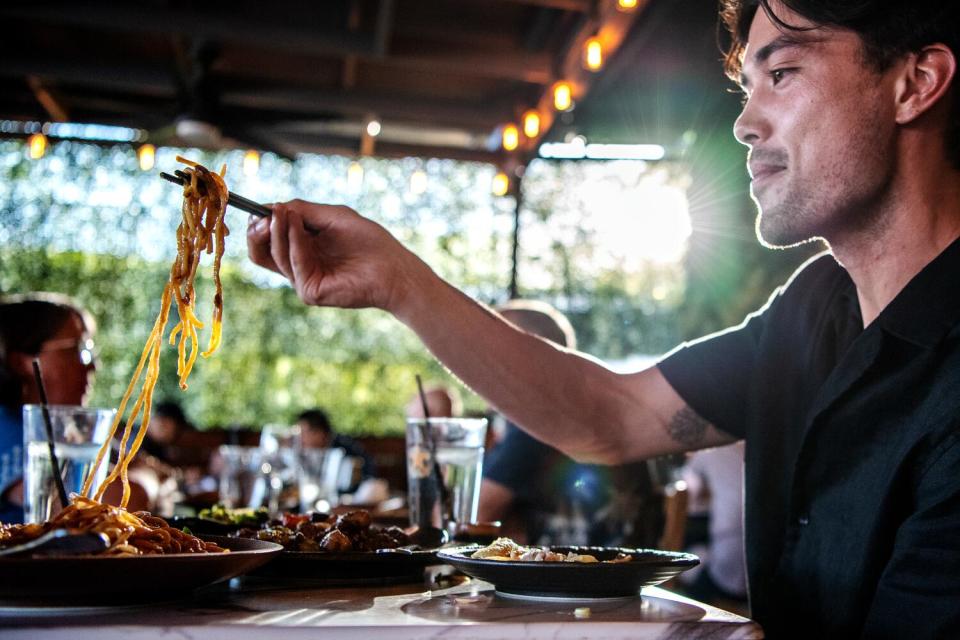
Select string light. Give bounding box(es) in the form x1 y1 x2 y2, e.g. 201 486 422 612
365 119 382 137
617 0 638 10
522 110 541 138
584 36 603 71
552 82 573 111
492 172 510 196
243 150 260 176
347 161 364 192
502 124 520 152
137 144 156 171
27 133 47 159
410 169 427 195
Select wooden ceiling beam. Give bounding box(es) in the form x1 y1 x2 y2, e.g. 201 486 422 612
220 87 512 131
486 0 593 11
26 76 69 122
1 3 375 58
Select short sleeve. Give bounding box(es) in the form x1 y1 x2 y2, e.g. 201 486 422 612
657 307 771 439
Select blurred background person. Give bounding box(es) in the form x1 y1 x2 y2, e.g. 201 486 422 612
296 408 376 493
404 382 462 420
677 442 748 612
0 293 99 522
478 300 664 547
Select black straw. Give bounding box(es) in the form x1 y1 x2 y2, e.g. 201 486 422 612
32 359 70 509
415 374 449 524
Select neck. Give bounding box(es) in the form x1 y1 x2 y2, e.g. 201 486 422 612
831 161 960 327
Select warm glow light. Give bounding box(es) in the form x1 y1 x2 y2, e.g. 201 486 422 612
410 169 427 195
366 119 382 137
27 133 47 159
243 149 260 176
522 110 541 138
492 172 510 196
553 82 573 111
617 0 638 10
502 124 520 151
347 161 364 192
137 144 156 171
584 37 603 71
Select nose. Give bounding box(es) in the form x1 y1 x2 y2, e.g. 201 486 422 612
733 94 766 148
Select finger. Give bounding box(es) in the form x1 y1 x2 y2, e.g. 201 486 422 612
270 204 294 280
246 211 280 273
288 210 323 305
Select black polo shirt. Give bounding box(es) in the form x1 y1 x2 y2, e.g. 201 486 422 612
659 243 960 638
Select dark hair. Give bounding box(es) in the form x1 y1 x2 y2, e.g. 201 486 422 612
296 408 332 434
153 401 189 427
0 294 92 410
720 0 959 167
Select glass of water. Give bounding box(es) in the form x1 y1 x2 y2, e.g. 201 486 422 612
22 405 115 524
406 417 487 530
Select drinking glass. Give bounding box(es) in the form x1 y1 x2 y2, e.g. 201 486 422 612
22 404 115 524
298 447 345 513
406 417 487 530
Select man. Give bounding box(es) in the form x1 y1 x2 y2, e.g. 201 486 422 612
479 300 664 549
296 408 376 485
247 0 959 636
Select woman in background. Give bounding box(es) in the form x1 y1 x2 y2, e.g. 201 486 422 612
0 293 97 523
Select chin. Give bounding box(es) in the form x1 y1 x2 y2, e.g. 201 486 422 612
755 211 822 250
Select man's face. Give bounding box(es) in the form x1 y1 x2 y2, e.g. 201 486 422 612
734 1 900 248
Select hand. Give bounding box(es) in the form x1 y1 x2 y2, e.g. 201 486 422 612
246 200 421 312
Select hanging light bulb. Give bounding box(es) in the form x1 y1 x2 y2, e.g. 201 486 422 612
553 82 573 111
243 150 260 176
365 119 382 137
137 144 156 171
502 124 520 152
584 36 603 71
617 0 638 10
347 161 364 192
492 172 510 197
410 169 427 195
522 110 541 138
27 133 47 160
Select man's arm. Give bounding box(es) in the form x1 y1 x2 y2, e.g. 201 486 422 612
247 201 735 464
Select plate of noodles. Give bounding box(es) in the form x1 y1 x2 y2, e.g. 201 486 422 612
0 159 287 602
437 538 699 600
0 499 282 601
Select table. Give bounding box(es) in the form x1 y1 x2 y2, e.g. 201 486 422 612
0 575 762 639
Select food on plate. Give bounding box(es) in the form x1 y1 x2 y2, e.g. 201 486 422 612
470 537 633 563
238 509 410 552
2 159 231 556
0 496 226 555
197 504 270 527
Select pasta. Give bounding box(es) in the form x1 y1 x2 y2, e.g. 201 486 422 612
0 158 231 556
82 156 229 508
0 496 226 555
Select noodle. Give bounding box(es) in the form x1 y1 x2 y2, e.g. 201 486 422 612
0 158 232 556
0 496 226 555
82 157 230 508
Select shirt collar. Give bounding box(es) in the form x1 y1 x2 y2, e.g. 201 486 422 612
874 236 960 348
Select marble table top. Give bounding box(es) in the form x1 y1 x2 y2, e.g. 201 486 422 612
0 575 763 639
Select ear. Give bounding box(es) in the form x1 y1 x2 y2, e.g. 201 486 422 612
895 44 957 125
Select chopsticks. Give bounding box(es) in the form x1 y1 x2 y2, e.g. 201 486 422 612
159 170 271 218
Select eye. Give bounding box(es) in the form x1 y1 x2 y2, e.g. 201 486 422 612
770 68 795 85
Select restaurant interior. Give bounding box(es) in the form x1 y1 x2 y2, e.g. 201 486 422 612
0 0 822 637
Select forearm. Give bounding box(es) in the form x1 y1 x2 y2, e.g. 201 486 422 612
392 259 708 463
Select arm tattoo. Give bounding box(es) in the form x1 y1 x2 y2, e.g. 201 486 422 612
667 406 709 447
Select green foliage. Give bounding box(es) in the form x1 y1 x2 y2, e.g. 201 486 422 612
0 137 815 433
